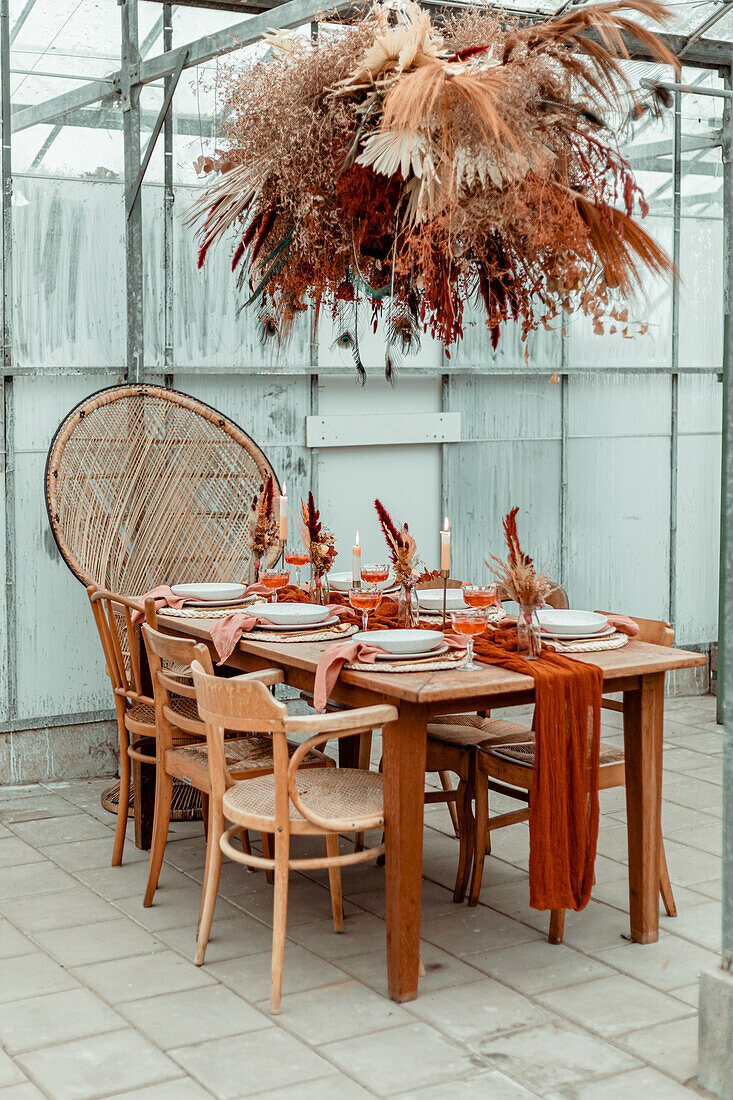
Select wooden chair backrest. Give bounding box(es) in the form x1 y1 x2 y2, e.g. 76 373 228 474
597 613 673 647
142 624 214 739
46 383 281 593
87 585 157 710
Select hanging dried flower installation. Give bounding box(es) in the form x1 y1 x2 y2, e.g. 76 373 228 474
188 0 677 380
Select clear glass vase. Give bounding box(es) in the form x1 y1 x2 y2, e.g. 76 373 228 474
312 572 330 605
517 603 542 660
397 582 419 628
250 555 262 585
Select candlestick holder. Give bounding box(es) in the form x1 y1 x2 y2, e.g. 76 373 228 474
276 538 286 568
441 568 449 629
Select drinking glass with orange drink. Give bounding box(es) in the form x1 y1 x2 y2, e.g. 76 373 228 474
360 563 389 586
260 568 290 602
450 608 488 669
349 585 383 632
462 583 499 609
283 549 309 588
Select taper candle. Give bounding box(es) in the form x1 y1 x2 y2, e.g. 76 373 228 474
352 530 362 584
279 483 288 540
440 516 450 572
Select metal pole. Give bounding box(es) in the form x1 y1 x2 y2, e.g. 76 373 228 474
1 0 15 722
163 1 173 387
670 88 681 630
121 0 143 383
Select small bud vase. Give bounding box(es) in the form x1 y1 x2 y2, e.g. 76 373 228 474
517 603 542 660
397 582 419 628
312 572 330 606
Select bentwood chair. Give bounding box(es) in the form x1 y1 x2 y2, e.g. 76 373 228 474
141 624 331 915
191 653 398 1013
463 615 678 944
87 586 159 864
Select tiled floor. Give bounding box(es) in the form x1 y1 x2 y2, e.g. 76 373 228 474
0 694 723 1099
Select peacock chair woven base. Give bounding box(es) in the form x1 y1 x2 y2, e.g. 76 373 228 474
101 779 203 821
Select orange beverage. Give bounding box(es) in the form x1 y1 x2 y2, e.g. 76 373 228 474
463 584 498 609
361 564 389 585
260 570 290 602
284 553 309 567
451 617 486 636
349 586 382 631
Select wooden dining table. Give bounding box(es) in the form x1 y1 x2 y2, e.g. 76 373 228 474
155 610 706 1005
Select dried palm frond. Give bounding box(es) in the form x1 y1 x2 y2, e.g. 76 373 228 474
374 498 419 584
251 475 277 558
486 507 554 607
300 491 337 577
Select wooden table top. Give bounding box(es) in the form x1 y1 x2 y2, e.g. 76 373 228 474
156 613 707 706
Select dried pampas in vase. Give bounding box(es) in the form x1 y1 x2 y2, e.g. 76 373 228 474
374 498 421 627
487 507 554 659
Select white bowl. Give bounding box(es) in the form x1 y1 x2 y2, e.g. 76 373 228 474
250 602 330 626
171 582 246 603
353 629 444 655
417 589 468 613
329 571 392 593
537 609 608 636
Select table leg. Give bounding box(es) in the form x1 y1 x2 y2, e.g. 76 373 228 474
623 671 665 943
133 736 156 851
382 702 427 1003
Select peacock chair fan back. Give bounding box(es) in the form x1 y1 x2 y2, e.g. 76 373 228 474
45 383 282 594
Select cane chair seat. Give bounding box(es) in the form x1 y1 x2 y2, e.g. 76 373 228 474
223 767 385 835
126 695 199 729
428 715 531 750
483 737 625 769
171 736 328 773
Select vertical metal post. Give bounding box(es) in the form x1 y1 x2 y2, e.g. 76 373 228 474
163 0 173 387
670 87 682 630
718 67 733 973
121 0 143 383
308 20 319 504
559 318 569 589
441 372 450 546
1 0 16 721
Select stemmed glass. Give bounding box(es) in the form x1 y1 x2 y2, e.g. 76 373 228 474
349 585 383 632
261 567 290 603
361 563 389 586
284 548 309 588
450 608 487 670
462 583 499 609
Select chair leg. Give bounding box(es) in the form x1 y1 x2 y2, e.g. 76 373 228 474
548 909 565 944
195 806 225 966
453 775 475 904
354 731 373 853
439 771 460 836
112 742 131 867
418 953 426 977
325 834 344 933
201 793 209 842
468 767 489 907
270 831 290 1014
659 839 677 918
262 832 275 885
144 769 173 907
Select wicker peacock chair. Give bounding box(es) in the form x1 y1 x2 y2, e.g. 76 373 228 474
45 383 283 823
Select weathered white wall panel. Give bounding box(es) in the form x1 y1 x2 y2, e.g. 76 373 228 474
679 219 724 370
0 391 7 724
13 176 126 370
13 375 111 719
448 298 561 373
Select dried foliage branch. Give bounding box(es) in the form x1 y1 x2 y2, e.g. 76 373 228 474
250 475 277 558
374 498 420 585
187 0 677 377
300 491 338 577
486 507 554 607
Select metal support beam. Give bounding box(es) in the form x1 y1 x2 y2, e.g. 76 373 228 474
669 88 681 631
125 45 187 217
1 0 15 723
121 0 144 383
163 0 174 382
642 78 733 101
9 0 37 46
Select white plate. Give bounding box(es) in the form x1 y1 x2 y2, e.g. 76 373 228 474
329 571 393 593
417 590 468 613
373 643 449 661
353 629 444 655
536 609 608 636
540 624 616 641
249 602 330 626
254 615 339 632
171 582 247 602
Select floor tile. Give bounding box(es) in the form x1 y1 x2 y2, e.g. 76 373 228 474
118 984 268 1049
468 939 615 996
248 1075 372 1099
0 1050 25 1089
548 1065 699 1098
287 910 388 960
73 949 215 1004
17 1029 180 1100
169 1028 331 1099
40 837 147 873
420 905 543 958
0 986 124 1054
594 935 719 991
0 839 45 868
0 886 121 932
0 951 78 1003
206 944 350 1002
0 862 78 901
105 1081 213 1100
0 1082 46 1099
33 917 163 968
155 913 272 964
474 1019 639 1092
336 940 485 998
407 976 548 1043
320 1021 479 1097
0 919 34 960
0 792 80 823
620 1015 699 1083
75 862 194 901
112 887 240 933
10 814 112 847
403 1072 539 1098
536 974 691 1038
256 978 411 1045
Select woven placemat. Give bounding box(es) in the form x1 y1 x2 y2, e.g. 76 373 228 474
545 631 629 653
245 622 358 643
346 649 467 673
419 607 507 624
161 602 256 619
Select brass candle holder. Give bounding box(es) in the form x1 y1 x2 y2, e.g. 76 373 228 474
441 568 449 628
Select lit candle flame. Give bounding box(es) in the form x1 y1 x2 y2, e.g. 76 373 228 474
444 516 449 532
355 530 360 546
